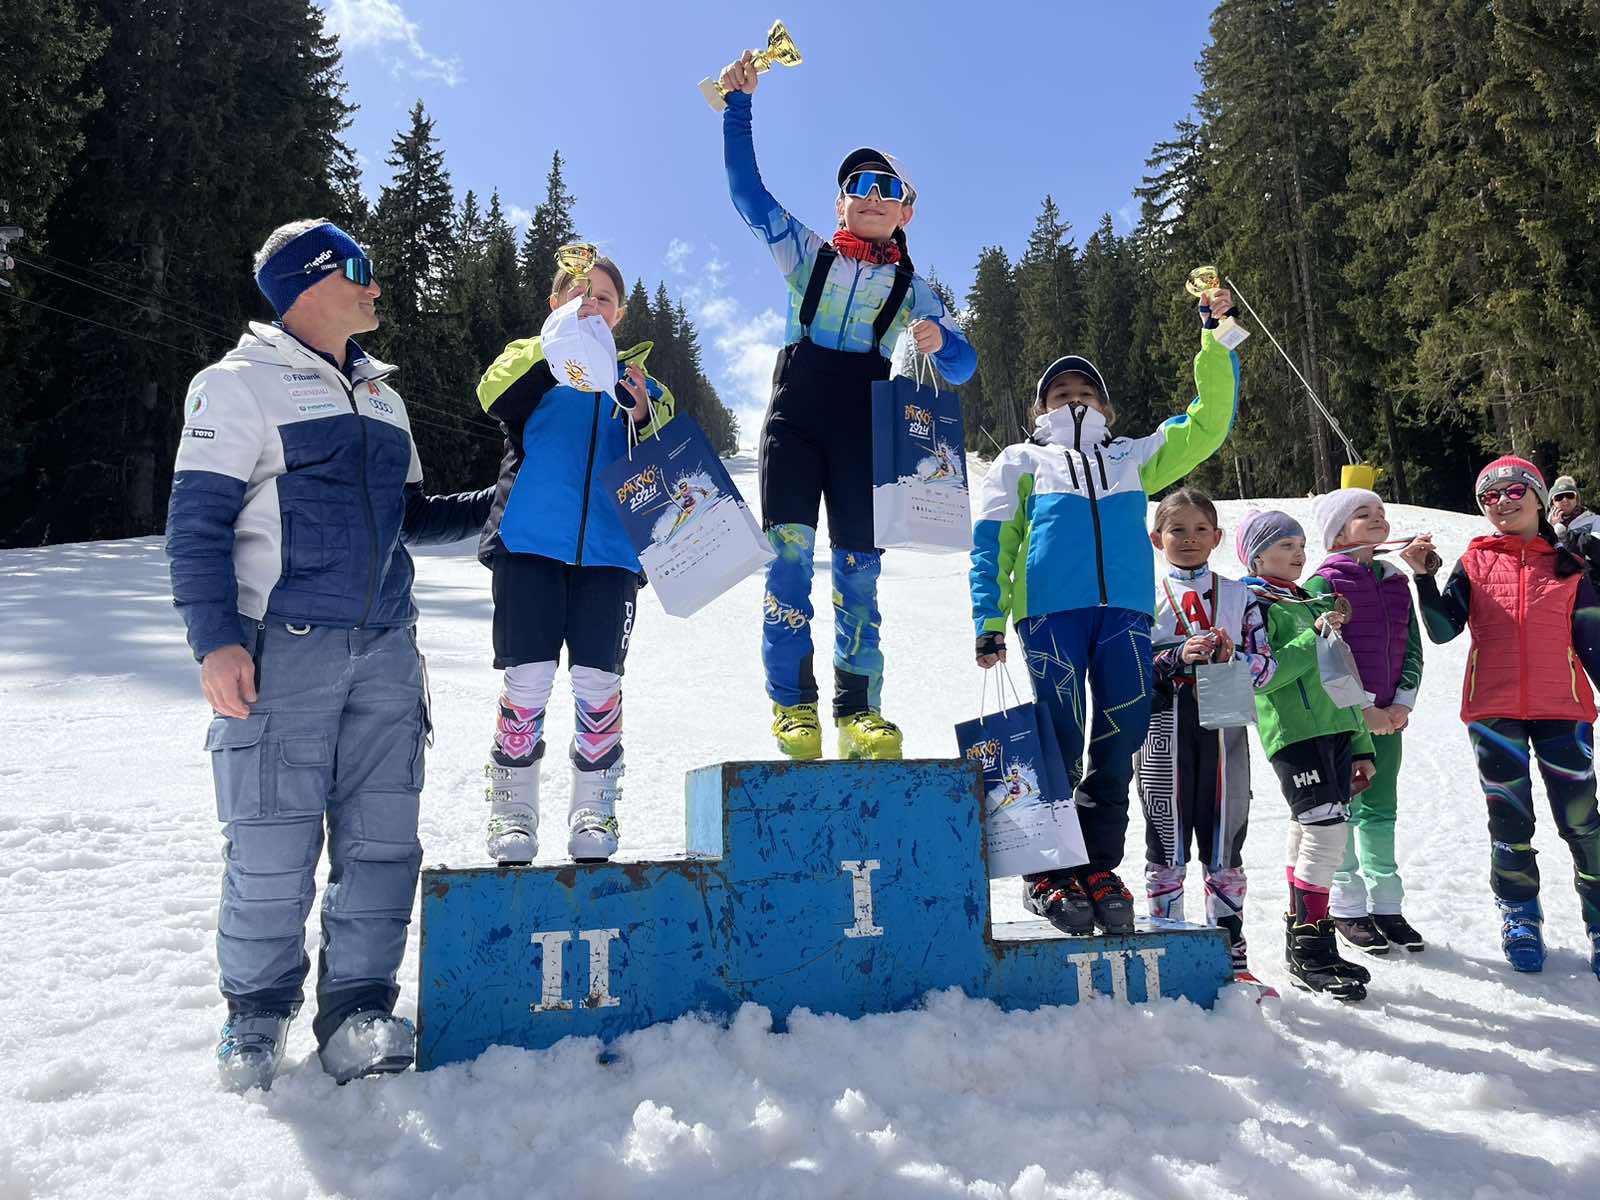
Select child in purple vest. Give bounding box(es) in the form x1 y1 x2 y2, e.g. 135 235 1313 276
1306 488 1426 956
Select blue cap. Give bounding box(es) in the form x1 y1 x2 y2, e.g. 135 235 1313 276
1036 355 1109 407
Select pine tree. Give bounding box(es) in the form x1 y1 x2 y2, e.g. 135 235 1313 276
368 100 455 342
5 0 356 543
1340 0 1600 501
0 0 107 237
1015 196 1079 387
1190 0 1354 494
1077 215 1134 415
479 191 524 353
964 246 1025 447
518 151 578 323
612 277 652 349
365 100 478 487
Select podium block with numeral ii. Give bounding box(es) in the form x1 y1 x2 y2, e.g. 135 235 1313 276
417 761 1231 1070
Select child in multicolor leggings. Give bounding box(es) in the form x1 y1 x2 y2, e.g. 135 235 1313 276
1403 456 1600 978
1138 488 1276 978
475 255 675 865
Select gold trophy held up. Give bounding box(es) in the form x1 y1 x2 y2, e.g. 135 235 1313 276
1185 266 1250 350
555 241 600 292
699 20 803 112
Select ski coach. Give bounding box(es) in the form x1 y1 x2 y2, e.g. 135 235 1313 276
165 218 491 1091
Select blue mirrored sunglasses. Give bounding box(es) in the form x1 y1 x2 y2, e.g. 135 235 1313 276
841 170 906 203
278 255 373 286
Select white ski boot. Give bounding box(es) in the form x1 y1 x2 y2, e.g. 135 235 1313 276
485 760 539 865
318 1010 415 1084
568 758 622 862
217 1012 291 1093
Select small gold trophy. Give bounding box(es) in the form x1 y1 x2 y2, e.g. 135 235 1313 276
1185 266 1250 349
555 241 600 292
699 19 803 113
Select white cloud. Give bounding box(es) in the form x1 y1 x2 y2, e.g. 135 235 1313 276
322 0 462 87
1115 199 1140 232
665 238 693 274
507 205 533 230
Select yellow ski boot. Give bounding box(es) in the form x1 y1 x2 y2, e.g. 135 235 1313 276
771 702 823 761
836 711 904 760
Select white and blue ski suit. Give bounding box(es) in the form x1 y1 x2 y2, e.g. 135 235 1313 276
970 336 1238 875
166 321 490 1046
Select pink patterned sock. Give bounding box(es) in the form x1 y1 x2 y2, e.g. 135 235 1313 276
573 691 622 768
493 695 545 765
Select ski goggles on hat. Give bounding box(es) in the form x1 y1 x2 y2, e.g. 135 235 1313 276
276 254 373 287
840 170 907 202
1478 483 1530 506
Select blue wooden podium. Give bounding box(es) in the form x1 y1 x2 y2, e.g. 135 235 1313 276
417 761 1231 1069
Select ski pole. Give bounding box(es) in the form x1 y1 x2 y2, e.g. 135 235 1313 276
1223 275 1361 465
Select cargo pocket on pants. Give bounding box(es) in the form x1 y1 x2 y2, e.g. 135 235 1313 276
206 714 269 822
274 732 334 816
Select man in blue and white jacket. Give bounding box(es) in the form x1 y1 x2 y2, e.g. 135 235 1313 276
166 219 490 1091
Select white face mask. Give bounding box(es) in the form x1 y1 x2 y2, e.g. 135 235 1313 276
1034 403 1108 449
540 294 618 394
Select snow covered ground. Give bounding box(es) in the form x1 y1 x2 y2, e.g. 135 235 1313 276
3 460 1598 1199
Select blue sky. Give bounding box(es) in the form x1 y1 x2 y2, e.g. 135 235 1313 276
322 0 1216 438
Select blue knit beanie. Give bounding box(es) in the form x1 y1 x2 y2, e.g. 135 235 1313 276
254 222 367 317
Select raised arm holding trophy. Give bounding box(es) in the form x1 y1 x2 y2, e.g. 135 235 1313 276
699 19 803 112
1185 266 1249 350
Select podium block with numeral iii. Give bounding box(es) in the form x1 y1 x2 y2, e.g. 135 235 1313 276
416 760 1231 1070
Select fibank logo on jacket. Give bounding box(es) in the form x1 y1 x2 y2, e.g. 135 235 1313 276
615 464 661 512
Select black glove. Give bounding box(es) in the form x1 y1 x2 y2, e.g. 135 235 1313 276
976 632 1006 662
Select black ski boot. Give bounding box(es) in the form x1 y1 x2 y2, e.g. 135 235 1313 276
1333 915 1391 955
1285 914 1369 1002
1024 872 1095 936
1082 870 1136 936
1372 913 1425 952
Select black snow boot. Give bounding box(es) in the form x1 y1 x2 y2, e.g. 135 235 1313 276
1082 870 1137 936
1333 915 1391 955
1372 913 1425 952
1285 915 1369 1002
1024 872 1095 936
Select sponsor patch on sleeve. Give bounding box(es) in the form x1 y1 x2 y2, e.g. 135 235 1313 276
182 426 216 439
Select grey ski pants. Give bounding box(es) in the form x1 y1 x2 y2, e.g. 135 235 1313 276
204 620 426 1047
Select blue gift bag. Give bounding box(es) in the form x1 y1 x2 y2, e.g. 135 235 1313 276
871 367 971 552
601 415 774 618
954 672 1088 879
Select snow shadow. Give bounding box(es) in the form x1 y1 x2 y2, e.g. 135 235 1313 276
0 537 198 700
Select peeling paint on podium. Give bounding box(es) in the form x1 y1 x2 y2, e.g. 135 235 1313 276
417 760 1232 1069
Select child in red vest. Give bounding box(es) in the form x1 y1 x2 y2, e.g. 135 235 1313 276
1307 488 1426 956
1403 457 1600 978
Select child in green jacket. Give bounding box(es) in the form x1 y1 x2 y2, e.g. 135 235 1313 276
1237 510 1378 1001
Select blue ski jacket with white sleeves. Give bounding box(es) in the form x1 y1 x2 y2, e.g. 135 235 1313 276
969 330 1239 635
165 321 491 660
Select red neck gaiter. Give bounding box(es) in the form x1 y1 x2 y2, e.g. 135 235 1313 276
831 229 901 265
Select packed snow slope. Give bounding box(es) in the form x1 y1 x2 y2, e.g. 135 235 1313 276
3 458 1598 1200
